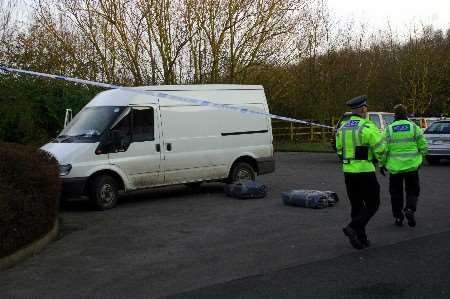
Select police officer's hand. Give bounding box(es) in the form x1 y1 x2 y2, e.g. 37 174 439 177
379 166 387 177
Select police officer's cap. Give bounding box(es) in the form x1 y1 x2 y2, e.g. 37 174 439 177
346 95 368 109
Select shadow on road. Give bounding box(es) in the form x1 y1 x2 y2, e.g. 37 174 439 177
60 183 226 212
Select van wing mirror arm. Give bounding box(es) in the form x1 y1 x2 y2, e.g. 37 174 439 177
96 130 124 154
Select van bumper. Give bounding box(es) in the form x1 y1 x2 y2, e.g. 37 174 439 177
61 177 88 195
257 157 275 175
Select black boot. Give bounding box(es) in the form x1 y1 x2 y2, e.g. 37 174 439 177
357 230 371 247
394 218 403 227
343 225 364 250
358 235 371 247
405 209 416 227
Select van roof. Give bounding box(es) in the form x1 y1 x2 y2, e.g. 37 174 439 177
132 84 264 91
86 85 267 107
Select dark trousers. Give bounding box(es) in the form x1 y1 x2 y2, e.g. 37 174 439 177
344 172 380 237
389 170 420 219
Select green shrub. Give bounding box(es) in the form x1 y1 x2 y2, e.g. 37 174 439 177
0 143 60 258
274 142 334 153
0 74 99 146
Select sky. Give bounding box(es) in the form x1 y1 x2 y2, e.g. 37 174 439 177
8 0 450 38
327 0 450 35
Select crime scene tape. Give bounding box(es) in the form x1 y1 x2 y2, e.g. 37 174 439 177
0 65 333 129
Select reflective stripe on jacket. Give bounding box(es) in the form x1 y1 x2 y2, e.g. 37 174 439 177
336 115 386 173
383 119 428 174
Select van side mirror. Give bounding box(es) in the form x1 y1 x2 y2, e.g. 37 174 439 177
95 130 129 155
111 130 122 148
111 129 131 152
96 131 114 155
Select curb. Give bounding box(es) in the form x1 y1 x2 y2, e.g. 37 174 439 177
0 220 59 271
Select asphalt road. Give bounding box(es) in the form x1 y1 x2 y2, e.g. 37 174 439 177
169 231 450 299
1 153 449 299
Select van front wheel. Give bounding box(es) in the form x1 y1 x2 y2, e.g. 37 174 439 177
89 175 119 210
229 162 256 183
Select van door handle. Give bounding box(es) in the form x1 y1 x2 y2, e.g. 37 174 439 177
156 144 160 152
166 143 172 151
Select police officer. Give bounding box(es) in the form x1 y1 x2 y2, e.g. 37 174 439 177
336 95 386 249
380 104 427 227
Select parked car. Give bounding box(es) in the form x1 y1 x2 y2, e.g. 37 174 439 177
425 117 442 128
41 85 275 210
330 112 394 151
423 120 450 164
410 117 443 131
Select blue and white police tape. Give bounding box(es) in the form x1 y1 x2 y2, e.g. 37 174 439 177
0 65 333 129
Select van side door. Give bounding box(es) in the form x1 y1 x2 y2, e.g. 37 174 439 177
159 105 225 184
108 105 163 189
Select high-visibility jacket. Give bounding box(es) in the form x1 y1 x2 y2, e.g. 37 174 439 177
383 119 428 174
336 115 386 173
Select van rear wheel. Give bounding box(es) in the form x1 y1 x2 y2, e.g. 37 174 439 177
229 162 256 183
89 175 119 210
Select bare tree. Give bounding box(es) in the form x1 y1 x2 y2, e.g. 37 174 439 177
138 0 189 84
186 0 304 83
0 0 21 64
399 25 437 115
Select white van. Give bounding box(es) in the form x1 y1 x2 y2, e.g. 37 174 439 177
41 85 275 210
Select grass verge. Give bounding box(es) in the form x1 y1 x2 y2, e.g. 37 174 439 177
274 142 334 153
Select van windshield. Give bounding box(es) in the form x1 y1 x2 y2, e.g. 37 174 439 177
54 106 125 143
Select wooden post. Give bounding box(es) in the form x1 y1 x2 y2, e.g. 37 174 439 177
310 126 314 142
290 122 294 142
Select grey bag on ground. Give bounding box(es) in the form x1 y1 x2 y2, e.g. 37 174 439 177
281 190 339 208
225 180 267 199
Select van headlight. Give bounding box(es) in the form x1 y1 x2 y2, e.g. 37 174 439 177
59 164 72 176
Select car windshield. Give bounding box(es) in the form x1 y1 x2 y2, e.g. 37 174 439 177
382 114 395 126
55 106 126 142
424 122 450 134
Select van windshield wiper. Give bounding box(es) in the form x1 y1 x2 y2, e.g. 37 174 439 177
67 133 101 141
53 135 72 143
53 133 101 143
72 132 100 138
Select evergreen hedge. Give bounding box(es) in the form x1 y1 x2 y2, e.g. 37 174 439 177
0 74 100 146
0 143 60 258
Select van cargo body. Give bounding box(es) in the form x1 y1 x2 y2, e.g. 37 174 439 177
41 85 275 210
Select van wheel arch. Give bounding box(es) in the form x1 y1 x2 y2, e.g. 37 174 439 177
227 156 258 183
85 170 125 195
